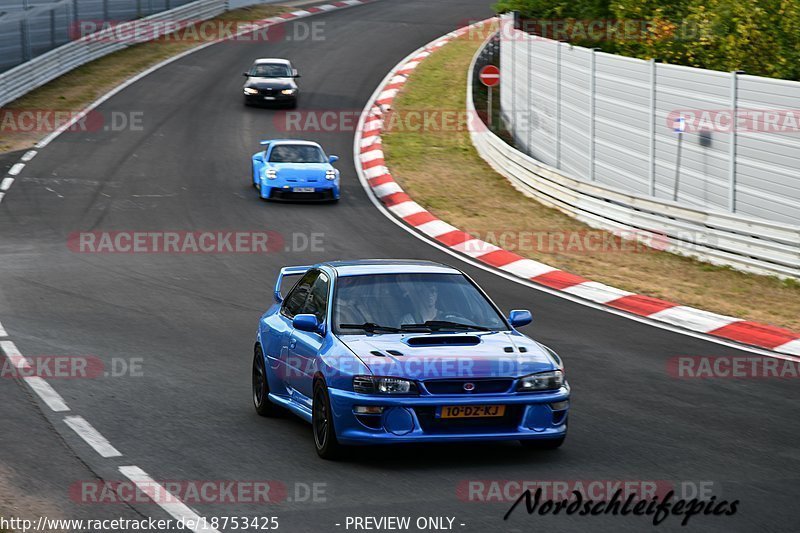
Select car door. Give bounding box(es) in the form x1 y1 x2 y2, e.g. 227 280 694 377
278 270 317 393
287 271 330 403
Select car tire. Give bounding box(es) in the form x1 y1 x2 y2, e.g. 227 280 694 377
312 379 344 460
520 436 565 450
252 345 282 417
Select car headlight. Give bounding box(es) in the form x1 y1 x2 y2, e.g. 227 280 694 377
265 169 277 180
353 376 418 395
280 89 297 95
517 370 564 392
243 87 259 95
325 170 337 181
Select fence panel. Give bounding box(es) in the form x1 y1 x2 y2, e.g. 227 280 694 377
499 13 800 227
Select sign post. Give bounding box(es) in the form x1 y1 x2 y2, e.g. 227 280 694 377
479 65 500 128
672 117 686 201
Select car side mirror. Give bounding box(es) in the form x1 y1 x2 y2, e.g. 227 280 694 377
253 154 264 162
509 309 532 328
293 314 320 333
328 155 339 164
292 69 300 78
243 72 250 77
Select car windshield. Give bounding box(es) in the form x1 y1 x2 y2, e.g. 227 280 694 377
250 63 291 77
333 273 508 334
269 145 327 163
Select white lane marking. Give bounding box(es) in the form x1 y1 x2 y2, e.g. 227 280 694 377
352 23 800 362
1 177 14 191
0 321 6 337
1 340 71 410
23 377 70 412
118 466 221 533
0 340 27 368
8 163 24 176
21 150 38 162
64 416 122 458
0 192 4 203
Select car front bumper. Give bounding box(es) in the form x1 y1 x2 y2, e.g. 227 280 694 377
261 182 340 201
244 92 297 105
327 386 569 445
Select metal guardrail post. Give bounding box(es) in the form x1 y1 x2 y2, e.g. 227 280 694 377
589 48 597 181
728 71 740 213
20 0 32 62
510 18 515 134
648 59 656 196
527 31 532 153
555 41 561 168
50 6 57 49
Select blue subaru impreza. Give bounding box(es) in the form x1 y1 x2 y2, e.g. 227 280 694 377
251 139 340 201
252 260 569 459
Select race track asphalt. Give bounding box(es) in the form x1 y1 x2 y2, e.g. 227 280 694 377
0 1 797 531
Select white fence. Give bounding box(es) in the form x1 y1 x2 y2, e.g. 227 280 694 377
0 0 227 107
499 14 800 228
469 25 800 279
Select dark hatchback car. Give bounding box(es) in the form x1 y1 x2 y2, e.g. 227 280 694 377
243 58 300 108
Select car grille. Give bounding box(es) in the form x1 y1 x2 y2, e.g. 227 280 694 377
259 88 278 96
422 379 513 395
268 189 335 201
414 405 522 434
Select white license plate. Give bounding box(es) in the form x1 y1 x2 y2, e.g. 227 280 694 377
292 187 315 193
263 96 275 100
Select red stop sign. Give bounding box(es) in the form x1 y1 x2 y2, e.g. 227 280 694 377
479 65 500 87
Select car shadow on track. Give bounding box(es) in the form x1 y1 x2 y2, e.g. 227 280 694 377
262 410 565 468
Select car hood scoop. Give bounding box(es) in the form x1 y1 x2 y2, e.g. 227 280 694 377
405 335 480 346
341 333 557 380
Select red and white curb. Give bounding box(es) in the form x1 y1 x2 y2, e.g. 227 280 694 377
0 0 376 206
354 20 800 359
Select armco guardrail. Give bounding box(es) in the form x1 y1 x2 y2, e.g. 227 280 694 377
468 32 800 279
0 0 227 108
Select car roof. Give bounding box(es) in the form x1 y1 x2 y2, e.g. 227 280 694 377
320 259 462 277
267 139 323 149
253 58 291 65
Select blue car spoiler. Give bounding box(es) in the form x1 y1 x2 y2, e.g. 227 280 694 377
274 265 312 303
260 140 271 146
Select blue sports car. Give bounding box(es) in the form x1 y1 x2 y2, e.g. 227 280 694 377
252 260 569 459
251 140 340 201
